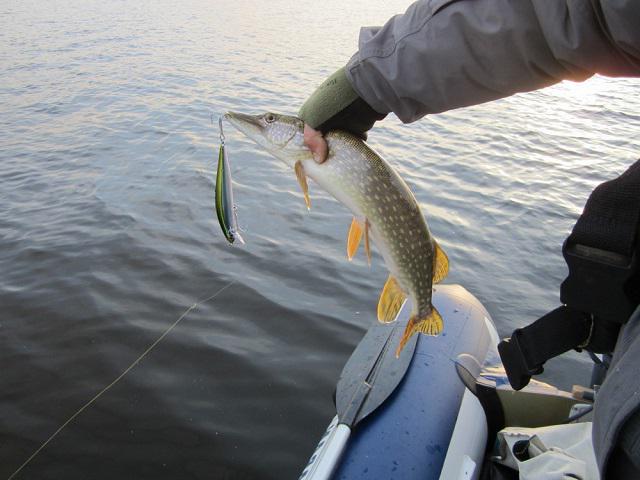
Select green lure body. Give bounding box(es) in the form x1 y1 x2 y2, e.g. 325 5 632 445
215 118 244 245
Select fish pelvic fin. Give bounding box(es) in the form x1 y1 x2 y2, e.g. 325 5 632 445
294 160 311 210
347 217 363 261
432 239 449 284
395 307 443 357
377 275 406 323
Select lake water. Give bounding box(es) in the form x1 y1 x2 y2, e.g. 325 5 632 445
2 0 639 478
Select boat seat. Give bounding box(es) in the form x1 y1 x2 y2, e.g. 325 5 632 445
455 353 591 436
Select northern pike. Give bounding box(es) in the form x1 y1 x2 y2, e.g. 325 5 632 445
224 112 448 355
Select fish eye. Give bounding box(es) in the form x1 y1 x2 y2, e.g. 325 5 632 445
264 113 276 123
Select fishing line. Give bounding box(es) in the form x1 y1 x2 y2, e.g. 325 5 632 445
8 279 236 480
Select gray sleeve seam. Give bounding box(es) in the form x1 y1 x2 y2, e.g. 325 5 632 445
358 0 464 62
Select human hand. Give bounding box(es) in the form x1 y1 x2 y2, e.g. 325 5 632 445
303 124 328 164
299 67 387 165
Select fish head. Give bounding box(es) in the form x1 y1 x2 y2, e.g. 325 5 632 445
224 112 311 168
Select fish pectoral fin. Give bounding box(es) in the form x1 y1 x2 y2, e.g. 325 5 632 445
432 240 449 284
395 307 444 357
294 161 311 210
364 219 371 266
377 275 406 323
347 217 363 261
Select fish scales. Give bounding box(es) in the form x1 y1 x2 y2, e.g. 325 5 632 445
317 131 435 316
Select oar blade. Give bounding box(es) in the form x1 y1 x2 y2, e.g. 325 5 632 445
336 301 417 427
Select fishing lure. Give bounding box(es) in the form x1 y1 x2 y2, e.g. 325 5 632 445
215 115 245 244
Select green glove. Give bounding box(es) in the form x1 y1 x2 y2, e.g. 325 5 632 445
298 67 386 139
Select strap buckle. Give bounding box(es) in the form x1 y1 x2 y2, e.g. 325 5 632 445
497 330 544 391
561 240 638 324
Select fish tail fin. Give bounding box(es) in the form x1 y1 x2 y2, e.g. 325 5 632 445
395 307 443 357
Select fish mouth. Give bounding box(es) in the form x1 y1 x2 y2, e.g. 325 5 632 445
224 111 261 128
223 111 266 145
224 111 263 132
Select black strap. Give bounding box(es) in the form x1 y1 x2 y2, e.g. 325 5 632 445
498 307 592 391
500 160 640 390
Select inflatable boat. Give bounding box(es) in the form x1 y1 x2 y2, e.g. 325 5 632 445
299 285 593 480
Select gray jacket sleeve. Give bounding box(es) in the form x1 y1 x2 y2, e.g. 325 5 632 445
346 0 640 123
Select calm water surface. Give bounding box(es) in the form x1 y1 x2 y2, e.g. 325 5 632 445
1 0 639 478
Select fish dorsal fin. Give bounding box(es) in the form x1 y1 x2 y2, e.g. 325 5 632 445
395 307 443 357
347 217 363 261
377 275 406 323
364 219 371 266
432 240 449 284
294 161 311 210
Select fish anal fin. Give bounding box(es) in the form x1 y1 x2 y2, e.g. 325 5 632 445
347 217 363 261
395 307 443 357
377 275 406 323
432 240 449 284
364 219 371 266
294 161 311 210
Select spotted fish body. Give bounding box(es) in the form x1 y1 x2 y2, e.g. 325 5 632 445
308 133 437 318
224 112 448 355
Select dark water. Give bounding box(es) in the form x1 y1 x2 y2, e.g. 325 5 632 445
1 0 639 478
